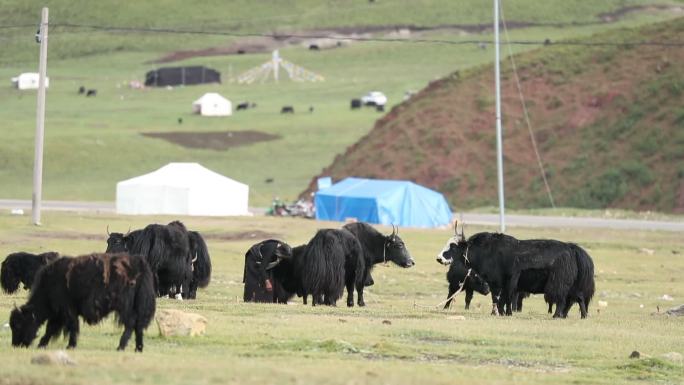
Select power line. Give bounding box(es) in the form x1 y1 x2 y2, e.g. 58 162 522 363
1 22 683 48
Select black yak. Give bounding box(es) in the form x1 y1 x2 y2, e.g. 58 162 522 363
1 251 59 294
436 223 595 318
243 239 293 303
105 221 211 299
443 258 490 310
305 229 364 307
10 252 156 351
342 222 415 306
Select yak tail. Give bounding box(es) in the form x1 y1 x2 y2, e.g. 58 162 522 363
0 257 20 294
571 244 595 307
189 231 211 288
134 256 157 329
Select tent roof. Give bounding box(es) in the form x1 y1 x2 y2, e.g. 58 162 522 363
315 177 453 228
118 162 246 189
193 92 230 105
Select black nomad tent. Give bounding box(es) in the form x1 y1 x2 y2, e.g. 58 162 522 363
144 66 221 87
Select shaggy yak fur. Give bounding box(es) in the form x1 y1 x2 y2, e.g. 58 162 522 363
10 253 156 351
271 245 307 303
437 232 594 318
105 221 211 299
443 259 490 310
342 222 415 306
275 229 364 307
1 251 59 294
242 239 293 303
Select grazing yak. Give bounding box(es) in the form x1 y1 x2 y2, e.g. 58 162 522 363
266 229 364 307
105 221 211 299
1 251 59 294
243 239 293 303
10 252 156 351
342 223 415 306
436 223 595 318
443 258 490 310
300 229 364 306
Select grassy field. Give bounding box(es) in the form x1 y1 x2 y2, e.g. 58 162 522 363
0 2 675 206
0 212 682 385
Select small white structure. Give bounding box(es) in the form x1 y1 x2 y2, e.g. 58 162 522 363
116 163 249 216
11 73 49 90
192 93 232 117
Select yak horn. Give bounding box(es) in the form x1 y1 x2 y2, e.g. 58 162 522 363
266 259 282 270
192 254 198 264
453 220 458 235
391 224 397 237
106 225 110 236
461 222 466 240
125 227 131 237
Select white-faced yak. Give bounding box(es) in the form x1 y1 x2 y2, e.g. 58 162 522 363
10 252 156 351
436 222 595 318
105 221 211 299
1 251 59 294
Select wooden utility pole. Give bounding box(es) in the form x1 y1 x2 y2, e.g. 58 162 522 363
32 7 48 225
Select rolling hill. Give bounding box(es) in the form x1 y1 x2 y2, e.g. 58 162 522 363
306 18 684 212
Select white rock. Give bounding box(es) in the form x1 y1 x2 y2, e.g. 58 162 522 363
10 208 24 215
598 301 608 308
447 315 466 321
156 309 207 337
661 352 683 364
661 294 674 301
640 248 655 255
31 351 76 366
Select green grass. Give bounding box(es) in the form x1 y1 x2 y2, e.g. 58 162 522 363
0 211 683 384
1 6 682 206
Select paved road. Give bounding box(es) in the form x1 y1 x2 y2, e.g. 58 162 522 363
1 199 682 232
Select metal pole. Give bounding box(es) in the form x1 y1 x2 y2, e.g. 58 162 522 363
32 7 48 226
494 0 506 233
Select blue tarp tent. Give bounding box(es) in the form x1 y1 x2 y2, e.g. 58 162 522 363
315 177 453 228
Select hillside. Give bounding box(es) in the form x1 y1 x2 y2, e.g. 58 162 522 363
306 18 684 212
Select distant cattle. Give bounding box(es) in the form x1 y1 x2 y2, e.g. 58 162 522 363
237 102 257 111
436 222 595 318
10 252 156 351
342 223 415 306
281 106 294 114
350 99 362 109
376 105 385 112
1 251 59 294
309 44 320 51
78 86 85 94
86 89 97 97
105 221 211 299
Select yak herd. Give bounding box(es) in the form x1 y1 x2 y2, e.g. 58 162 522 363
1 220 595 352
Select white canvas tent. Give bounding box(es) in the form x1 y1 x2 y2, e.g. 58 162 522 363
116 163 249 216
11 73 49 90
192 93 232 116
